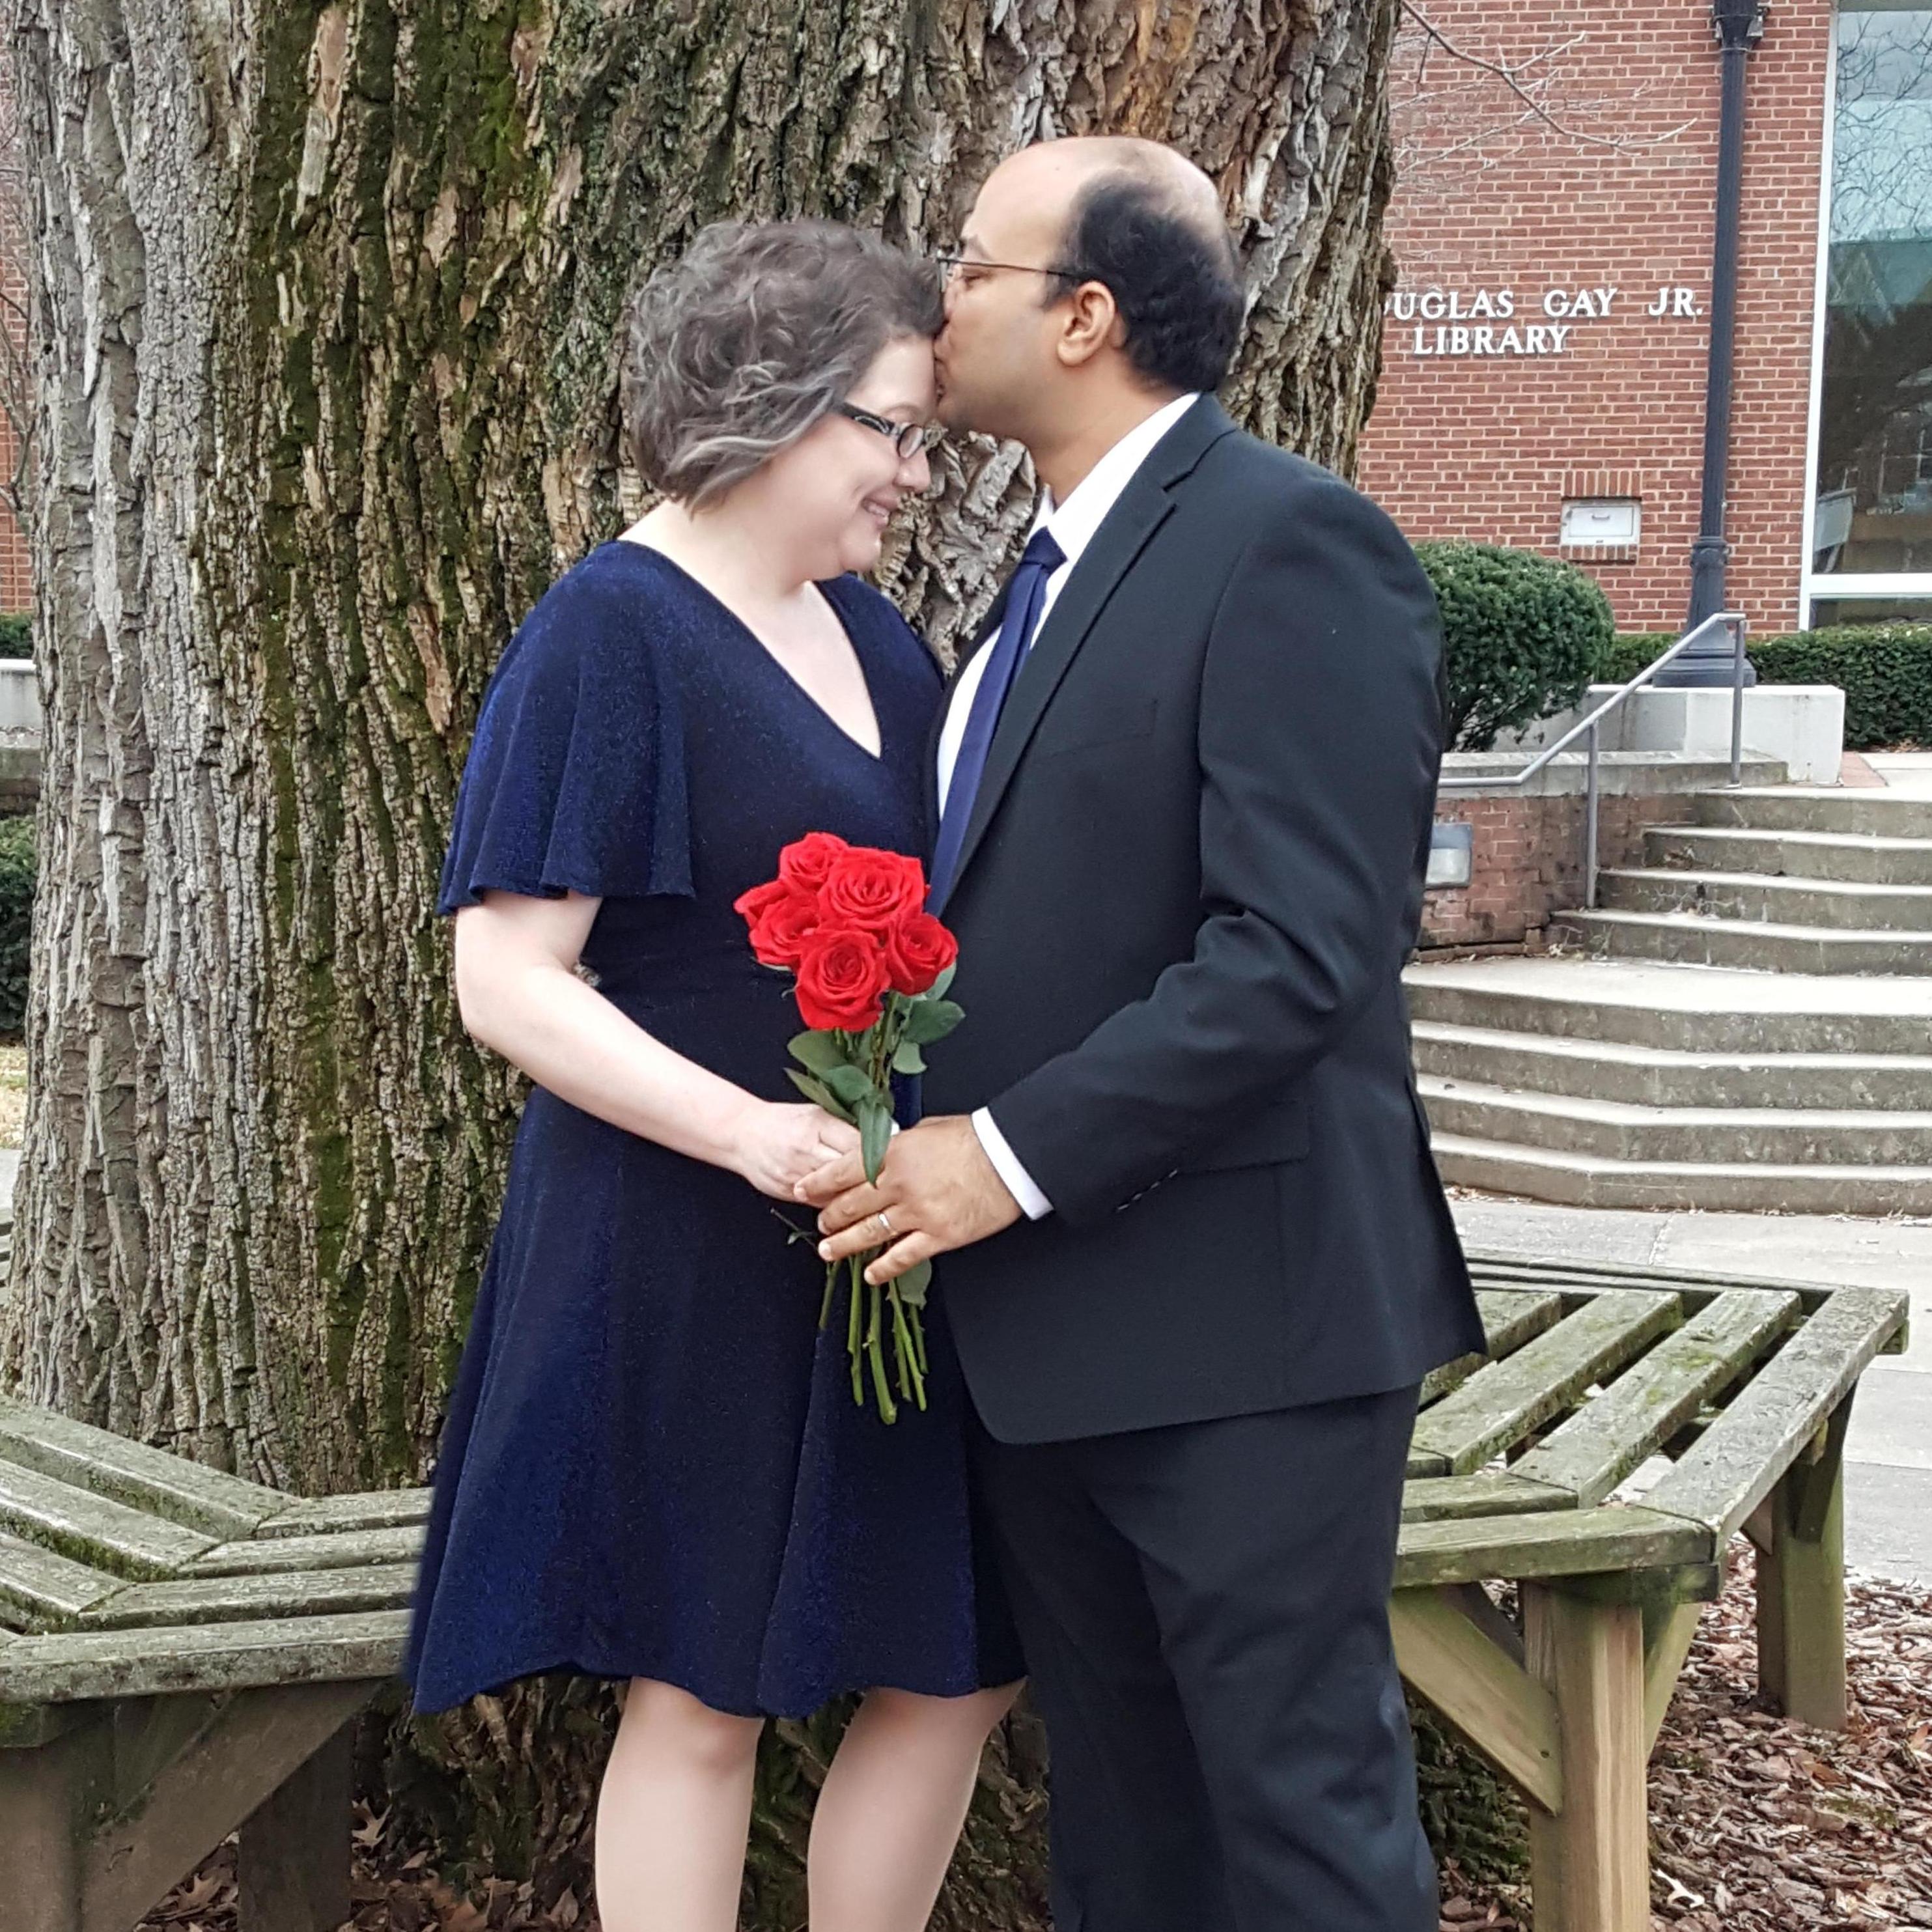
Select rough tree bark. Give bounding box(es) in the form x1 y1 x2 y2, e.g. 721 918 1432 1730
7 0 1400 1911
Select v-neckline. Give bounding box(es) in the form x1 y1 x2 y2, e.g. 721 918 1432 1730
614 539 886 763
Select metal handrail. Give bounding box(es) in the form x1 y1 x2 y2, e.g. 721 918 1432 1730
1438 611 1751 910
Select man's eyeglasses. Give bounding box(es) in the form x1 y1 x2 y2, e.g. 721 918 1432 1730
932 253 1087 287
833 402 943 460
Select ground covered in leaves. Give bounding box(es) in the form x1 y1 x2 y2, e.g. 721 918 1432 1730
136 1548 1929 1932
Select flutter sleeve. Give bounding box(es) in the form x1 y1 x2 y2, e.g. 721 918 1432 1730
436 565 694 913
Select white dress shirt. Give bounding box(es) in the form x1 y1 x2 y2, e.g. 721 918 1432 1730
940 391 1201 1220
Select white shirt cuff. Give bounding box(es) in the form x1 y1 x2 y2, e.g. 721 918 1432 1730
972 1107 1053 1220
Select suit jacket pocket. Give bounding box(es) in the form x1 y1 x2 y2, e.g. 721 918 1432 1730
1180 1093 1312 1172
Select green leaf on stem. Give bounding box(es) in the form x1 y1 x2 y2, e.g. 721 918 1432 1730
788 1031 851 1075
858 1096 893 1183
928 963 957 1000
894 1259 932 1309
820 1063 876 1108
787 1069 856 1122
903 998 965 1046
891 1039 927 1076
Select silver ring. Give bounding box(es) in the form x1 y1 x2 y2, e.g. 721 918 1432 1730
875 1211 894 1239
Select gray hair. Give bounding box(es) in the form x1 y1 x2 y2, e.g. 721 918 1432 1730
621 221 944 509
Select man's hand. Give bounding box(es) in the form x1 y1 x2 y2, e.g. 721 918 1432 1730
796 1114 1022 1285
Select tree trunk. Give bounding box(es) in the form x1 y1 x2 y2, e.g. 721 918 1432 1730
7 0 1399 1910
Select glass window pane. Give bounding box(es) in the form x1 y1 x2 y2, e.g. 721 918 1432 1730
1813 7 1932 578
1809 596 1932 625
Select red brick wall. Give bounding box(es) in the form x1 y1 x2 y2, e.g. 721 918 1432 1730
1359 0 1831 636
1421 789 1701 950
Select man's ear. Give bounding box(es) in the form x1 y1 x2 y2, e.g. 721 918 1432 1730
1054 281 1121 369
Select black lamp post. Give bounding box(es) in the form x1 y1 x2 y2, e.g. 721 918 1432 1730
1661 0 1767 686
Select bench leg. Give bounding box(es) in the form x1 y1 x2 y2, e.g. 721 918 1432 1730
1523 1585 1649 1932
0 1718 100 1932
235 1719 355 1932
1755 1399 1849 1731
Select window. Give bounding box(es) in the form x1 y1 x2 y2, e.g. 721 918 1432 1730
1806 5 1932 615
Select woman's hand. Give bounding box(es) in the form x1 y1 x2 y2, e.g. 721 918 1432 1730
729 1100 862 1201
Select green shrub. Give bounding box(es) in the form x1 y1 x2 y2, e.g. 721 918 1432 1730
1415 542 1615 751
0 615 29 660
1600 624 1932 749
0 815 32 1035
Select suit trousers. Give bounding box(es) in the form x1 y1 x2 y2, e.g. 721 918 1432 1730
972 1388 1436 1932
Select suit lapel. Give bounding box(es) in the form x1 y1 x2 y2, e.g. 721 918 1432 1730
944 396 1238 903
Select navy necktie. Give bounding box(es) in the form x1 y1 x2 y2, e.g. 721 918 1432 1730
929 526 1067 913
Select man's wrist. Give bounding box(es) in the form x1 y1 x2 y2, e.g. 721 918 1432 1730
970 1108 1053 1220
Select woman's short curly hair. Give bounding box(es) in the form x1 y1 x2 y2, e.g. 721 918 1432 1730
621 220 944 509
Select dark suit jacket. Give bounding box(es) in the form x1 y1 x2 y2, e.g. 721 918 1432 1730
923 396 1483 1444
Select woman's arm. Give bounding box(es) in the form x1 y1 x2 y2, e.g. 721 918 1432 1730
453 889 856 1199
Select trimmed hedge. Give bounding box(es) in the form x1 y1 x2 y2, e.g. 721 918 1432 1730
1415 541 1614 752
0 615 28 660
1600 624 1932 749
0 815 32 1035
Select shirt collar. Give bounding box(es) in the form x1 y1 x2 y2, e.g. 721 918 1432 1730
1031 392 1202 570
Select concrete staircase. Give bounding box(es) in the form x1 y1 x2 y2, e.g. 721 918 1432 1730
1407 785 1932 1212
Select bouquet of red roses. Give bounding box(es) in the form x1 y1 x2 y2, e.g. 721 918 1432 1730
734 833 964 1422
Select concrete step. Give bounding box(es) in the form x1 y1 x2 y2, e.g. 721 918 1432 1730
1598 866 1932 931
1427 1132 1932 1215
1410 1020 1932 1110
1645 823 1932 886
1405 957 1932 1055
1551 908 1932 974
1695 787 1932 839
1417 1074 1932 1166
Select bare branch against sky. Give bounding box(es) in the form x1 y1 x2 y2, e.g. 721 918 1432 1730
1395 1 1698 184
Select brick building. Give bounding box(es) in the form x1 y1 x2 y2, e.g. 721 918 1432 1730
1358 0 1932 639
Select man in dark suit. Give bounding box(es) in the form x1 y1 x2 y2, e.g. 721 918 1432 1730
802 136 1483 1931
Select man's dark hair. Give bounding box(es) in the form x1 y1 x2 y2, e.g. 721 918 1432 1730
1050 171 1245 393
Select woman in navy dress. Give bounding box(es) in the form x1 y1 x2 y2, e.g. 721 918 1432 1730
405 222 1022 1931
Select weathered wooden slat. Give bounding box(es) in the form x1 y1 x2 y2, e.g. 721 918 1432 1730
253 1491 433 1537
1421 1291 1568 1407
1401 1474 1575 1524
1644 1288 1908 1540
186 1523 424 1576
1511 1291 1800 1507
1466 1250 1836 1315
0 1463 214 1580
0 1397 287 1540
1479 1290 1568 1358
1408 1292 1683 1477
0 1608 411 1704
0 1531 125 1632
1394 1505 1709 1591
75 1563 419 1631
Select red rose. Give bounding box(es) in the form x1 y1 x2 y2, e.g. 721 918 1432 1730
820 848 926 932
733 878 821 968
882 910 959 996
794 927 892 1033
777 832 852 892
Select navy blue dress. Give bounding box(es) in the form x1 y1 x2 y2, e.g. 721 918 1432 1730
404 540 1022 1717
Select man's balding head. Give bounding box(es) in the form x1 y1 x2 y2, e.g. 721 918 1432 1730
961 137 1244 405
995 137 1233 273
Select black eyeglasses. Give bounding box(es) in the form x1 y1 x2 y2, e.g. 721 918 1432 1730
932 253 1087 287
833 402 942 460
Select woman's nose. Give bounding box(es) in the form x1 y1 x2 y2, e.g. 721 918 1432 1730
899 447 932 492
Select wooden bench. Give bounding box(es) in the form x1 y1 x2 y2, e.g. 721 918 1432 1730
0 1253 1907 1932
